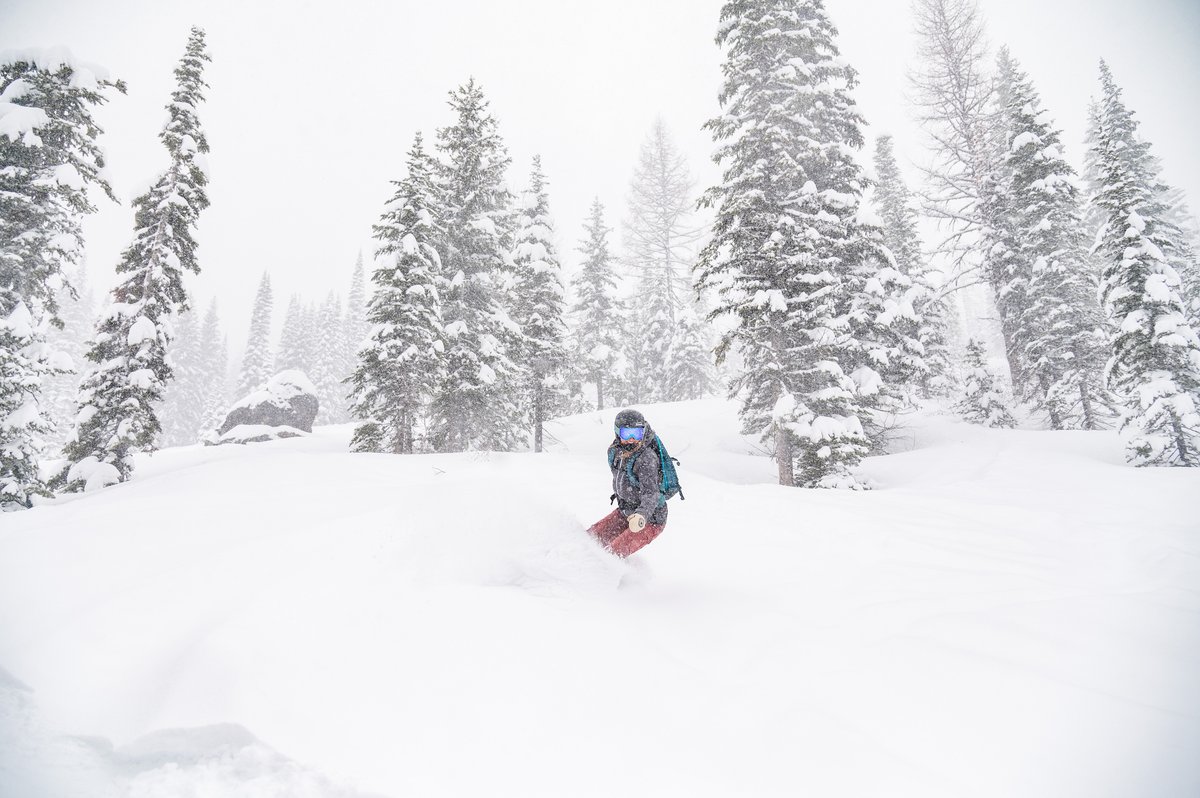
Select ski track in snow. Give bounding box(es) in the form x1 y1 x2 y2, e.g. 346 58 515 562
1 399 1198 798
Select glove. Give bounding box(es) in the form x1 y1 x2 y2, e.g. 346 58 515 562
627 513 647 533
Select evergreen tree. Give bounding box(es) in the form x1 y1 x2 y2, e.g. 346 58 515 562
1089 62 1200 466
349 132 443 454
43 264 96 446
0 303 56 508
429 78 520 452
0 52 122 321
1158 186 1200 331
335 253 370 422
511 156 569 452
618 304 653 404
604 312 640 408
994 51 1110 430
1080 101 1109 267
871 136 922 279
984 51 1039 399
842 188 925 439
64 28 211 490
275 293 310 374
1 51 121 505
955 338 1016 428
301 300 320 371
571 198 621 410
344 251 369 364
844 136 927 412
237 271 273 397
698 0 879 489
664 304 716 401
311 292 347 424
196 300 228 436
872 134 954 399
158 308 205 446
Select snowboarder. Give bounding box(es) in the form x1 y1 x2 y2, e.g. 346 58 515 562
587 409 672 558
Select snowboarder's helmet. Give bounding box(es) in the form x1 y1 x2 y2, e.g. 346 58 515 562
614 409 647 443
614 409 646 428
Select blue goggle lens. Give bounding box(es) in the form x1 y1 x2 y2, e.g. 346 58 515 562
618 426 645 441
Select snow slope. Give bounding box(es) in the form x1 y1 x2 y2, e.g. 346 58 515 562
1 399 1198 797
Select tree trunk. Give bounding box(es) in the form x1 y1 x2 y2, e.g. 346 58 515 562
534 384 544 453
1039 376 1063 430
775 424 795 487
1172 415 1193 466
1073 343 1099 431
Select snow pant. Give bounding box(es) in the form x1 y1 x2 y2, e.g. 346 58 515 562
586 509 666 558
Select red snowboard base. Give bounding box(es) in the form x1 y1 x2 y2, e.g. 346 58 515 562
587 509 665 558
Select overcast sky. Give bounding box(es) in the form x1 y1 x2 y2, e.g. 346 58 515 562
2 0 1198 351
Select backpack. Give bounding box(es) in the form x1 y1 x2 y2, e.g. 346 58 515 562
608 435 685 506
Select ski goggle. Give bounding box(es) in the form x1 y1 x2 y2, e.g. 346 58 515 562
617 425 646 442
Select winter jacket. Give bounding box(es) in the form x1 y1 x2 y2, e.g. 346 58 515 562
608 425 669 526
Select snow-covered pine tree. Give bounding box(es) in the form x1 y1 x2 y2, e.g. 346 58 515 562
698 0 877 489
571 198 621 410
1089 62 1200 466
344 251 369 367
311 292 347 424
196 299 229 436
275 293 310 374
0 52 122 322
664 304 716 401
1158 186 1200 332
622 119 705 403
1086 111 1200 335
850 135 928 409
510 156 569 452
1 52 121 506
955 338 1016 428
429 79 521 452
871 134 954 399
43 264 97 446
158 308 204 446
63 28 211 491
979 51 1034 398
842 188 925 446
604 312 639 408
0 303 57 508
1080 101 1109 267
995 51 1110 430
872 136 922 279
237 271 273 398
349 132 443 454
301 299 319 372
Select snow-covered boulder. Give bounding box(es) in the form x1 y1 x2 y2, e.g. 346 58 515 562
210 424 310 446
208 371 319 446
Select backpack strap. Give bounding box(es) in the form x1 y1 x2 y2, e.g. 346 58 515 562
609 443 641 499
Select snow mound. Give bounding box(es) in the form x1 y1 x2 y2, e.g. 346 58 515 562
0 672 375 798
112 724 377 797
